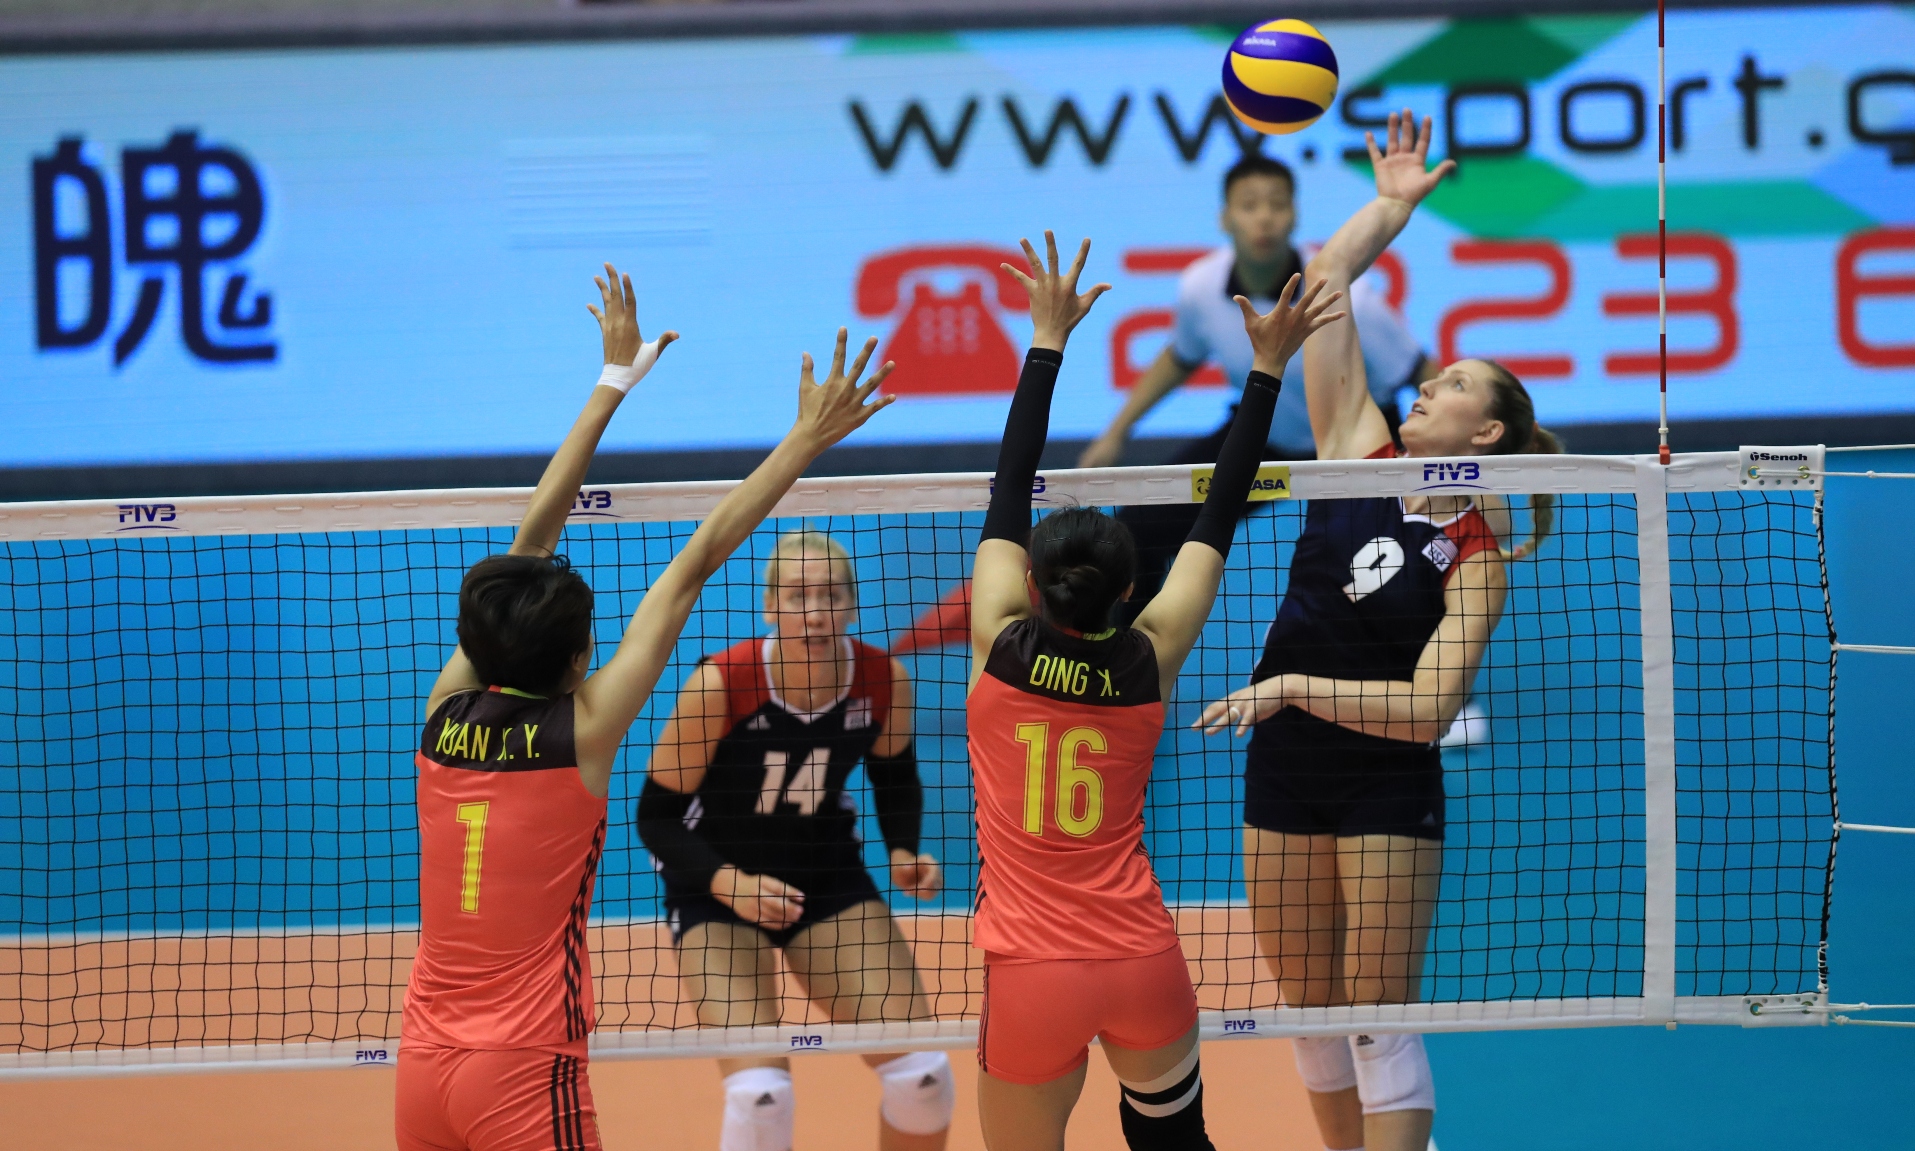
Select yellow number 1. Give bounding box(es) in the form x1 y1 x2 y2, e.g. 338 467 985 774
455 801 489 913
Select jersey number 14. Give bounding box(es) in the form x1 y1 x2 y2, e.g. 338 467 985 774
1014 722 1106 838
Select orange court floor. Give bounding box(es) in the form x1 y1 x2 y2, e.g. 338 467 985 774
0 1038 1321 1150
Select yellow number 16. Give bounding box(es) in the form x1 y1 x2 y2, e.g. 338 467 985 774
1013 722 1107 838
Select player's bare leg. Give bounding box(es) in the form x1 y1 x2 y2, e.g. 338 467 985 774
1245 827 1364 1150
786 899 949 1151
977 1060 1086 1151
678 920 800 1150
1337 833 1440 1151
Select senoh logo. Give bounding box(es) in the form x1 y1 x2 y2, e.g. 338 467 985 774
114 503 178 531
569 489 616 518
1191 464 1291 504
1417 461 1488 490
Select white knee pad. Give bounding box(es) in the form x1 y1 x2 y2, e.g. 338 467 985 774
721 1067 795 1151
1350 1033 1434 1115
874 1051 956 1135
1292 1035 1358 1094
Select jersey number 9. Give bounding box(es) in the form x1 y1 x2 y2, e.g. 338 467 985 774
1013 722 1107 838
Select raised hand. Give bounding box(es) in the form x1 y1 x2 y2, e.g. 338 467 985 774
587 261 679 368
1368 110 1457 209
890 849 943 901
1236 274 1347 378
1001 231 1112 353
790 327 896 454
713 865 805 931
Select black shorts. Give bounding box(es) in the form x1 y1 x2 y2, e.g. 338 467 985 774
1244 734 1446 842
665 867 884 950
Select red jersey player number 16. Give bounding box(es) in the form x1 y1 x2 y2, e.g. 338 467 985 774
964 230 1343 1151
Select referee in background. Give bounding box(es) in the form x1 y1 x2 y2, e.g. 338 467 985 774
1080 153 1435 619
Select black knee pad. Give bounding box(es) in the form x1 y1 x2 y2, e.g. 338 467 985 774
1117 1072 1216 1151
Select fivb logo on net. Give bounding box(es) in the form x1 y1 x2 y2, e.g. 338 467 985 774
31 131 277 368
1417 461 1490 491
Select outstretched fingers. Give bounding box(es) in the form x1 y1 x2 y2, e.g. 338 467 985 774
844 334 877 384
1062 235 1092 288
1043 229 1061 276
828 326 850 381
799 350 817 387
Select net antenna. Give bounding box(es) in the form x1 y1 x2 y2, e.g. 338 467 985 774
1657 0 1671 465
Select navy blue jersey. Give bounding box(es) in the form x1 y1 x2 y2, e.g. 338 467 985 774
661 637 893 897
1252 448 1497 757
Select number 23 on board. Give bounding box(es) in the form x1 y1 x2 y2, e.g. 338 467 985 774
1014 722 1106 838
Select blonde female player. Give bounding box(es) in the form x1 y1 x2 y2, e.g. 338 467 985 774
968 232 1343 1151
639 529 952 1151
397 263 894 1151
1195 113 1560 1151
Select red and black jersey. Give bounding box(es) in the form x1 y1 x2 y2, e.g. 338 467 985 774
405 686 607 1050
657 637 894 898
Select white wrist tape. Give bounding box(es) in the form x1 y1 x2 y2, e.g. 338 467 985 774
596 337 664 395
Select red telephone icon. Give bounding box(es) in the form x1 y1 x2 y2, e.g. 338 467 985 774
854 246 1031 396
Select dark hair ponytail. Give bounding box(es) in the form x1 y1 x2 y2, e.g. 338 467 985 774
1029 506 1137 633
1481 359 1564 560
456 553 594 694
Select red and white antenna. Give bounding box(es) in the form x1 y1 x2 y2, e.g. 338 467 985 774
1657 0 1671 465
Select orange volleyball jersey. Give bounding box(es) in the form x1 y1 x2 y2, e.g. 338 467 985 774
404 687 608 1050
967 618 1179 959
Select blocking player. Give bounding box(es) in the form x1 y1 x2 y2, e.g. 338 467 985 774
397 263 894 1151
638 528 953 1151
1194 113 1559 1151
968 231 1343 1151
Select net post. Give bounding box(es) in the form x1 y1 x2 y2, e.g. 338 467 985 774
1636 458 1679 1022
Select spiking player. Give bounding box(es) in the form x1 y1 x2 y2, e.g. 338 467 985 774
1196 113 1560 1151
396 263 894 1151
639 528 953 1151
967 232 1342 1151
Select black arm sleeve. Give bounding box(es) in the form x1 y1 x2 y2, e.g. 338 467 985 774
1185 370 1282 559
635 777 726 894
865 743 923 856
979 348 1065 546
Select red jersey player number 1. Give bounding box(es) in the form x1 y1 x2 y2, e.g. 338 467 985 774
392 261 897 1151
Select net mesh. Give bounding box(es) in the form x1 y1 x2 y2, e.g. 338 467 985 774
0 477 1835 1064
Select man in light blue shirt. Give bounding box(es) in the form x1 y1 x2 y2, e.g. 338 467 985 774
1079 153 1433 616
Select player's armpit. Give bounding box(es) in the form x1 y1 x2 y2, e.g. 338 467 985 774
425 646 484 723
969 538 1035 673
1135 540 1226 693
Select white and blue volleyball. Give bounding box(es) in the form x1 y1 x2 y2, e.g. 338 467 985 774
1221 19 1340 135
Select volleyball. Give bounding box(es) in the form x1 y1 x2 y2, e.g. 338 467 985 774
1221 19 1339 135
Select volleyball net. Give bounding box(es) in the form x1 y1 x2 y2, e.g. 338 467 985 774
0 449 1837 1077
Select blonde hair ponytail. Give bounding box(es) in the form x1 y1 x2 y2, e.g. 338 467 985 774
1481 361 1562 560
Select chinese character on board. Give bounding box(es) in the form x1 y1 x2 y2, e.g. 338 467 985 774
32 131 276 366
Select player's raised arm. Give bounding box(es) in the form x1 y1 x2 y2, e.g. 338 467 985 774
1304 111 1452 461
425 262 676 719
1135 275 1343 693
969 232 1109 679
573 331 894 775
